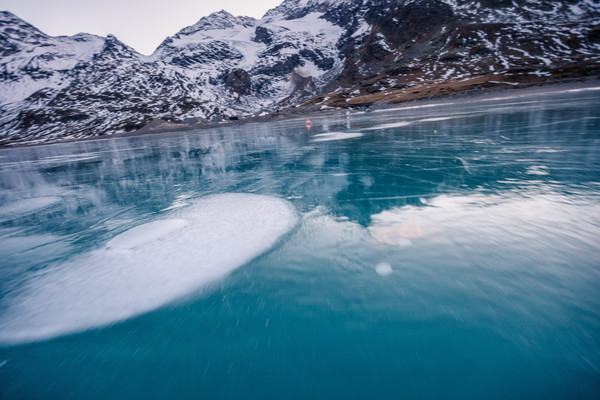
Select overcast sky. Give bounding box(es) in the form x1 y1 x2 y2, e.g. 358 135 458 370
0 0 283 55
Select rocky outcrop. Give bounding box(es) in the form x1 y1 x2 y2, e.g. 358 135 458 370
224 68 252 95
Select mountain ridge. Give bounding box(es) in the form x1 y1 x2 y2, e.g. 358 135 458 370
1 1 599 146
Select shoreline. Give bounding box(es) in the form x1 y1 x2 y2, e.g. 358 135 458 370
3 77 599 149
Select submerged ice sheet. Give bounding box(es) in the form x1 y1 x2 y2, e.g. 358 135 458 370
0 193 297 344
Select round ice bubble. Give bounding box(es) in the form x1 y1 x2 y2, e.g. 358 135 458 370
375 262 393 277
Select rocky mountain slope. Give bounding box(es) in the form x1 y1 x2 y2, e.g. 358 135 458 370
1 0 599 145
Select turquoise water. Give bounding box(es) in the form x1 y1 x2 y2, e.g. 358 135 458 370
1 89 599 399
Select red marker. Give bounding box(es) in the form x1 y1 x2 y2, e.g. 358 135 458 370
305 118 312 124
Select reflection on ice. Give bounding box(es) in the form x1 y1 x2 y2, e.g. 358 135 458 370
0 193 297 344
369 192 600 251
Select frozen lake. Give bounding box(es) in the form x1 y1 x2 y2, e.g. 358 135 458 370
1 88 599 399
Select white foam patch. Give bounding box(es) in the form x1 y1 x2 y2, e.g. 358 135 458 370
0 193 297 344
311 132 363 142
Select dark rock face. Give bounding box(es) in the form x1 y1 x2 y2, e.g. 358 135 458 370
325 0 456 85
370 0 455 44
481 0 514 8
170 42 243 67
299 49 335 70
256 54 302 76
331 0 599 89
589 28 600 43
224 68 252 95
253 26 273 44
365 35 391 60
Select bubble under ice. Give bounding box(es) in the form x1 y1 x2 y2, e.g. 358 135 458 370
375 262 393 277
0 193 298 344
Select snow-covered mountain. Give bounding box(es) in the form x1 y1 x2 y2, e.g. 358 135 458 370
1 0 599 145
310 0 600 107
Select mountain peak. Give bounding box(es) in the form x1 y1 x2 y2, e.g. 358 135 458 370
97 34 141 59
0 10 48 43
264 0 350 17
0 10 20 22
178 9 256 36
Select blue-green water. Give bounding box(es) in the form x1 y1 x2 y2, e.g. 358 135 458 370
1 88 599 399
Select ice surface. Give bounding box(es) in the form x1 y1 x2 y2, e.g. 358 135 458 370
525 166 549 175
0 234 65 258
0 196 60 216
372 103 455 113
364 112 486 131
363 121 411 131
565 87 600 93
311 132 363 142
0 193 297 344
